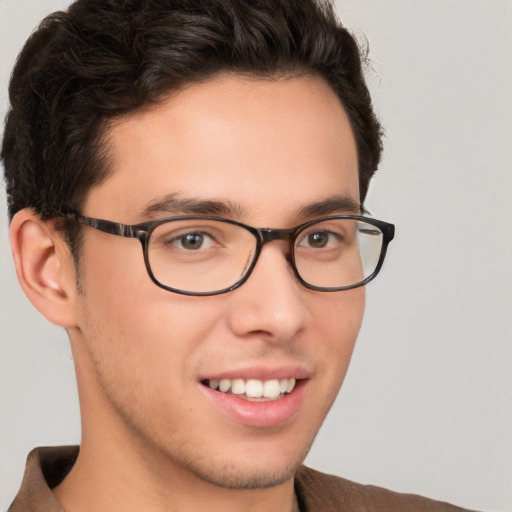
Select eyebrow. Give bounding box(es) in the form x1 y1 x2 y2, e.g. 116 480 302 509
139 193 248 218
139 192 362 222
295 195 362 219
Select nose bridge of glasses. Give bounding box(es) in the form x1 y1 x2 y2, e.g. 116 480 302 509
258 227 294 246
252 228 295 279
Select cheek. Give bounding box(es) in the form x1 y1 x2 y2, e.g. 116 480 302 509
311 287 365 347
308 287 365 392
75 240 226 382
74 262 230 444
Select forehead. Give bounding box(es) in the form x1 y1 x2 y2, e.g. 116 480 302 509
86 74 359 224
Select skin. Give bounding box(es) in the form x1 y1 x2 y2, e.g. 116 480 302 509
11 74 364 512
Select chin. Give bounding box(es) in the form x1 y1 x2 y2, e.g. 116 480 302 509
178 435 316 490
187 458 301 490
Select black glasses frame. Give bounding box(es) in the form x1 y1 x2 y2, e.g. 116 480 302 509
61 212 395 296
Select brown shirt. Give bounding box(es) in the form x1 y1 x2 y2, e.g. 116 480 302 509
8 446 478 512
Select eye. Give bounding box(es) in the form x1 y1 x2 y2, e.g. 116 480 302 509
298 230 341 249
170 231 217 251
304 231 330 248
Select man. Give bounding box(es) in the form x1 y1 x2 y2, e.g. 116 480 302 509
1 1 478 510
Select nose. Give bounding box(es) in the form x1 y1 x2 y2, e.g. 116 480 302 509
226 242 309 342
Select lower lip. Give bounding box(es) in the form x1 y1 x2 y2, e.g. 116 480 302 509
200 380 307 428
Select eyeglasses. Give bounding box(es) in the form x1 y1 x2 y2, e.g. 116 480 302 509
61 212 395 296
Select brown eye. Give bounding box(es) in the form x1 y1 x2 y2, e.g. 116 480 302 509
168 231 216 251
179 233 206 250
298 229 341 249
306 232 329 248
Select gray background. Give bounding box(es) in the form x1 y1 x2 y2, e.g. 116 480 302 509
1 1 511 511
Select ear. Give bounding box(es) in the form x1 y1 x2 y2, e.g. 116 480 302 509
10 209 79 328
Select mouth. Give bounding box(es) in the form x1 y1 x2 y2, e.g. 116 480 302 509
199 367 309 427
202 378 297 402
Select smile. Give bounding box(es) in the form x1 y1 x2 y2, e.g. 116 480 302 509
204 378 297 401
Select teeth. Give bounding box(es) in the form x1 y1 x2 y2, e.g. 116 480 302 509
206 378 297 398
246 379 263 398
263 379 281 398
231 379 246 395
219 379 231 393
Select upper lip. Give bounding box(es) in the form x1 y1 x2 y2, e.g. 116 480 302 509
199 365 311 382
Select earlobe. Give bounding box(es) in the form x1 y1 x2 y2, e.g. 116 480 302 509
10 209 78 328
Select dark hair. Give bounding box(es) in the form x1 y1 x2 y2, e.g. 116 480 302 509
1 0 382 254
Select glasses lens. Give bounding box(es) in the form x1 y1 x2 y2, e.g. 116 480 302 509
294 218 383 289
148 219 257 293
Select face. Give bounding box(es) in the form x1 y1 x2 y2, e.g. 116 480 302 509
70 74 364 489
